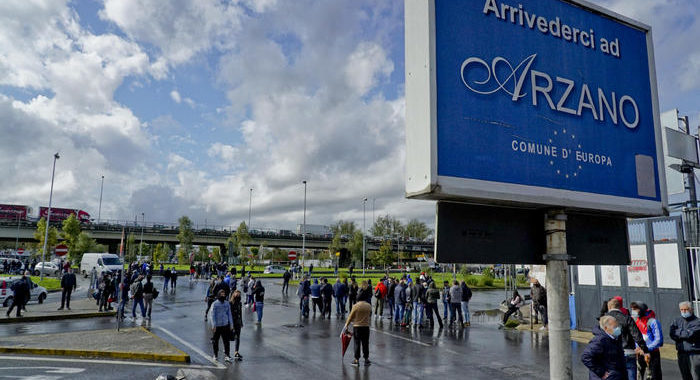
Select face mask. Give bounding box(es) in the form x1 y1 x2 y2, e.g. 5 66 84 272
612 326 622 338
682 312 692 319
218 296 226 302
630 311 639 318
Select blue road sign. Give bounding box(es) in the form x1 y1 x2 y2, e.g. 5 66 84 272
405 0 666 216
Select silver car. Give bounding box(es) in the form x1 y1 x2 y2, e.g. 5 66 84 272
33 262 61 277
1 278 47 307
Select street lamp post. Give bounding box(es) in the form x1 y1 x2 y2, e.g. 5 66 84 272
362 198 367 275
15 213 20 251
139 213 145 259
97 175 104 224
302 180 307 268
41 153 60 280
248 188 253 229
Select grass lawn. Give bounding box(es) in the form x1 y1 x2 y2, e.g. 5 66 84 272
1 274 61 291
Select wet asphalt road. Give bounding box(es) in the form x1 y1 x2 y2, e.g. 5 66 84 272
0 277 682 379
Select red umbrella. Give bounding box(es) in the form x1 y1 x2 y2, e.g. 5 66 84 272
341 329 353 358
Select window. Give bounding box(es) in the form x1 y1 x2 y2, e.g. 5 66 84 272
102 257 121 266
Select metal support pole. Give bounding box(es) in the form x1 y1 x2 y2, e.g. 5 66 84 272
302 180 307 268
248 188 253 229
544 210 572 380
15 213 20 251
41 153 59 280
362 198 367 275
98 175 104 224
139 213 144 259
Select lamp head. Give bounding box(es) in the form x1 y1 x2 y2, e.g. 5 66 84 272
54 153 60 159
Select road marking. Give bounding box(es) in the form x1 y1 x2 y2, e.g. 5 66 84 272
369 327 432 347
0 355 220 370
152 325 226 369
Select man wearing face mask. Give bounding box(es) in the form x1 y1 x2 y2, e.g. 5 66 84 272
670 301 700 380
210 289 233 363
582 315 626 379
605 297 648 380
630 302 663 379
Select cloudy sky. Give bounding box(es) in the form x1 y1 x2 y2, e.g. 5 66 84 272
1 0 698 231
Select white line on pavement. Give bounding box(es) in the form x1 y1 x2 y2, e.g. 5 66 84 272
152 325 226 369
0 355 220 370
369 327 432 347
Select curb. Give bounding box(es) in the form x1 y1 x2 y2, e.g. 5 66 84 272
139 326 191 362
0 311 116 324
0 346 190 363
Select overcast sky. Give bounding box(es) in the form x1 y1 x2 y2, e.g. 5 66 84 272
1 0 698 230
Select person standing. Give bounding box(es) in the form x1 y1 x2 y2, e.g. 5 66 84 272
89 267 98 298
387 278 397 320
143 275 155 320
334 278 347 317
441 281 451 320
394 279 406 324
373 280 387 319
630 302 663 380
415 281 426 327
229 290 244 361
253 280 265 324
348 278 359 309
204 278 216 321
6 272 30 317
460 281 472 327
425 281 444 328
163 267 170 292
98 272 113 312
310 279 323 316
606 297 648 380
321 278 334 319
130 275 146 319
581 315 626 380
58 267 77 310
309 263 314 277
671 301 700 380
531 279 548 330
210 289 233 363
344 289 372 367
449 281 463 327
282 270 291 294
170 268 178 292
298 275 311 318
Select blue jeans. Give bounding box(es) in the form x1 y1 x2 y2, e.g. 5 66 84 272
132 297 145 318
395 303 405 323
413 302 424 324
256 302 264 322
443 301 449 319
336 297 346 315
387 298 395 319
163 278 169 291
461 301 470 323
625 355 636 380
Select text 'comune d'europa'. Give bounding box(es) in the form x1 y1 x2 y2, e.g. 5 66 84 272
511 139 613 167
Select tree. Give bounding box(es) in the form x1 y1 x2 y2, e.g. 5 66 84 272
177 216 194 257
152 243 167 264
73 232 104 264
328 234 343 260
61 214 81 257
125 233 137 263
234 222 251 257
346 230 364 265
211 247 221 262
198 245 209 262
34 217 58 258
138 242 152 259
404 219 432 240
371 214 404 238
373 240 394 268
330 220 357 236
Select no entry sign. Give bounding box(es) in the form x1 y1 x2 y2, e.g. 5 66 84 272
17 248 24 254
288 251 297 261
55 244 68 256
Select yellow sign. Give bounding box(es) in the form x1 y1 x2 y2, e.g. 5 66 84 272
335 252 340 256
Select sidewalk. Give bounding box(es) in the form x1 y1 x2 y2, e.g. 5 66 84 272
1 296 115 324
0 327 190 362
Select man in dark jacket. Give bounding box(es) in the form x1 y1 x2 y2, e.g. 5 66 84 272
282 270 292 294
531 279 547 329
212 276 231 300
387 279 397 320
461 281 472 327
333 278 348 317
58 268 77 310
321 278 334 319
606 297 648 380
582 315 626 380
6 272 30 317
671 301 700 380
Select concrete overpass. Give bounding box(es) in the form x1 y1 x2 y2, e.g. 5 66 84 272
0 223 434 256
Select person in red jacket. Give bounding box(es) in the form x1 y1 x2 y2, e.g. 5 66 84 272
373 281 387 317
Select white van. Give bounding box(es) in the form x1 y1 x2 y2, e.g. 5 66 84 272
80 253 123 277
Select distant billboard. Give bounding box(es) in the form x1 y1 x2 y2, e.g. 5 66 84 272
405 0 666 216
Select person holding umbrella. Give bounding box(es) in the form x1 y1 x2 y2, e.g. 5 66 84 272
343 286 372 367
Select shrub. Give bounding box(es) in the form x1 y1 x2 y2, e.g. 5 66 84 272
482 267 494 279
516 274 528 286
465 275 479 287
480 277 494 287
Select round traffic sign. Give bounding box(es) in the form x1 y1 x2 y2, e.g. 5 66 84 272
288 251 297 260
17 248 24 254
55 244 68 256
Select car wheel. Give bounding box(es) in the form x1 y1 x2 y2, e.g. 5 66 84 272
33 270 40 276
3 297 11 307
38 293 46 304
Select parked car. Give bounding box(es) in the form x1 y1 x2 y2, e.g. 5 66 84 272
1 278 47 307
33 262 61 277
264 265 286 274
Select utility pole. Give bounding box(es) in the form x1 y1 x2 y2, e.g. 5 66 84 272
98 175 104 224
362 198 367 275
15 213 20 251
41 153 60 280
544 210 572 380
248 188 253 229
139 212 145 259
302 180 307 268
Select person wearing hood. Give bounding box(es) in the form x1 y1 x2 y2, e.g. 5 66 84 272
630 302 663 379
670 301 700 380
581 315 627 380
210 289 233 363
253 280 265 324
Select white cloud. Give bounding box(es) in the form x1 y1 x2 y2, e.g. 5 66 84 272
344 42 394 96
170 90 182 104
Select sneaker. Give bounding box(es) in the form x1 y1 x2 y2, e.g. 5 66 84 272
212 355 218 362
364 359 371 366
539 326 547 331
224 356 232 363
465 322 471 327
351 359 359 367
234 352 243 361
57 307 64 310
